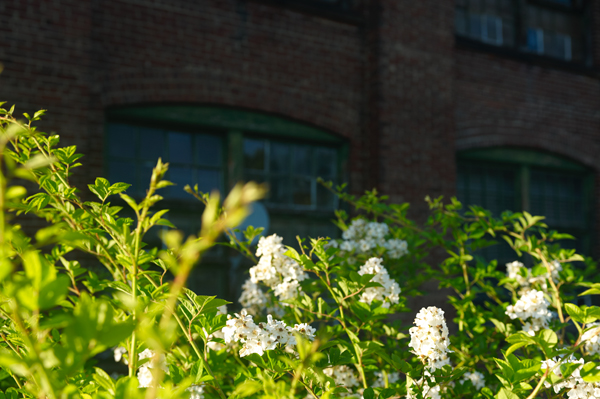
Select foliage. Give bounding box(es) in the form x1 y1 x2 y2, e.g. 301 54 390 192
0 104 598 399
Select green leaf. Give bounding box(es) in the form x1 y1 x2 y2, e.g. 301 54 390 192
38 274 70 310
565 303 585 323
194 295 231 314
119 193 139 213
581 362 600 383
496 387 519 399
93 367 116 394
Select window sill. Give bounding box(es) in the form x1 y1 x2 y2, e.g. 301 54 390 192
248 0 364 25
455 35 597 78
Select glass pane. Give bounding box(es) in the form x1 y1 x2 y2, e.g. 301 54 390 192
108 124 136 158
292 177 312 206
139 128 164 161
168 166 194 198
270 142 290 173
139 163 154 195
108 160 136 187
244 139 265 171
269 176 290 204
196 134 222 167
316 148 336 178
168 132 192 165
196 169 221 193
530 169 584 229
292 145 311 176
457 163 516 217
317 183 335 209
245 171 267 185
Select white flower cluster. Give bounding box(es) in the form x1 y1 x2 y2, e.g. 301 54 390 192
239 279 268 315
460 371 485 390
330 219 408 259
371 371 400 388
539 356 600 397
408 307 450 371
323 365 360 394
186 384 205 399
241 235 307 311
505 289 552 336
137 349 168 388
407 375 441 399
582 323 600 356
357 258 401 308
506 260 562 294
222 310 315 357
113 346 128 364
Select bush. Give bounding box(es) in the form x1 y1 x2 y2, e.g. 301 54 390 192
0 104 599 399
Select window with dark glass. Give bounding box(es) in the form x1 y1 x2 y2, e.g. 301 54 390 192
457 148 593 262
106 123 223 199
105 106 347 300
455 0 586 62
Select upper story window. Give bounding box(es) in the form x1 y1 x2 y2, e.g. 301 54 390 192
455 0 587 63
457 148 593 261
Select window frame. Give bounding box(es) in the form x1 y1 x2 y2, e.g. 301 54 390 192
105 104 348 214
104 105 348 299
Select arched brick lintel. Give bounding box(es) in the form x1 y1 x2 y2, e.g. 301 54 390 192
456 129 599 172
98 69 358 142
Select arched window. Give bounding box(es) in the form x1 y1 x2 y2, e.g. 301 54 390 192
105 105 347 298
457 147 593 261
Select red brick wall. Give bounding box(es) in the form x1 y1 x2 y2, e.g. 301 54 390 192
1 0 367 191
373 0 457 221
454 48 600 254
2 0 600 251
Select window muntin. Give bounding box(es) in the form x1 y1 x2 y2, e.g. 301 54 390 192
107 123 223 199
243 138 338 210
455 0 586 62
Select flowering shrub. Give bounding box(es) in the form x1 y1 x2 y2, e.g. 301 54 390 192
0 104 600 399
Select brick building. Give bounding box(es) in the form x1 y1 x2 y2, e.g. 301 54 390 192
2 0 599 298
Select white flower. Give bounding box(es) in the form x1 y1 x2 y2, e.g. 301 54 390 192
291 323 317 341
186 384 205 399
383 239 409 259
460 371 485 390
217 304 228 315
324 365 360 389
581 323 600 356
506 260 562 294
407 374 442 399
337 219 408 259
221 310 314 357
358 258 401 308
505 289 552 336
137 366 154 388
113 346 128 364
136 348 169 387
248 234 308 304
541 357 600 397
239 278 267 315
408 307 450 371
372 371 400 388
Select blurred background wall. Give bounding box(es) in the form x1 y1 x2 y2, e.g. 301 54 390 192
2 0 599 301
